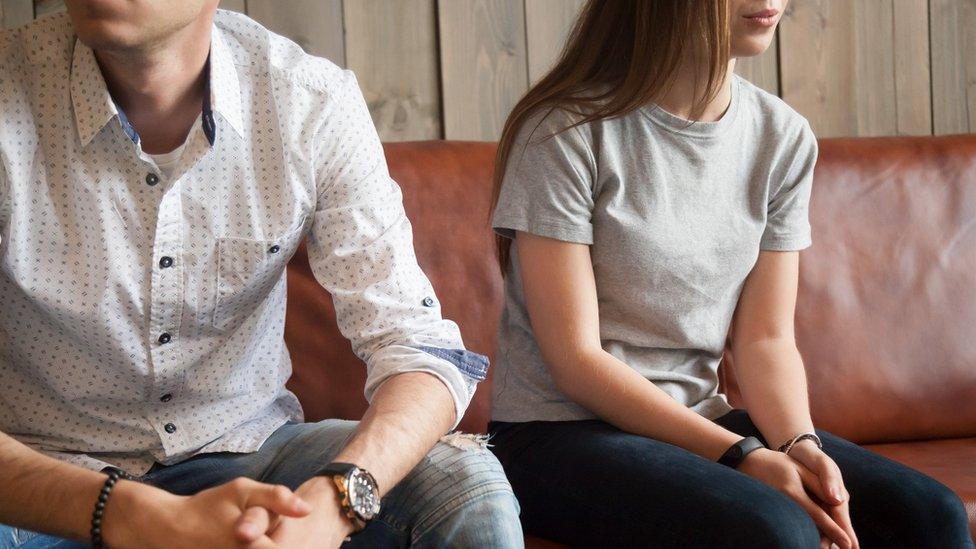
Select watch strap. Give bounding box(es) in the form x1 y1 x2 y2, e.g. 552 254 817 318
316 461 357 478
718 436 765 469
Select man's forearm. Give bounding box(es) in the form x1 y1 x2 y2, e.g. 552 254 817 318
0 431 116 540
330 371 456 494
732 338 816 449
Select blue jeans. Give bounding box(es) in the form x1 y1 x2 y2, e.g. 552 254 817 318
0 420 523 548
489 409 974 548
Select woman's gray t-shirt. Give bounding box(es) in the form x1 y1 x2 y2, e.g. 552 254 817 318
490 75 817 422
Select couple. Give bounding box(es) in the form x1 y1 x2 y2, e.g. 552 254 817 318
0 1 970 548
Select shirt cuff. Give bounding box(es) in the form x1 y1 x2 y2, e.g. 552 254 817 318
362 344 488 430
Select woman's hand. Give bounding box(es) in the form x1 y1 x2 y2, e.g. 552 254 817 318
787 440 859 549
739 447 858 549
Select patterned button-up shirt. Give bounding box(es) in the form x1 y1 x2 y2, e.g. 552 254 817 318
0 11 487 475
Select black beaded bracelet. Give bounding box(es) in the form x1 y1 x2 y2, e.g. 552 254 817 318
91 469 122 549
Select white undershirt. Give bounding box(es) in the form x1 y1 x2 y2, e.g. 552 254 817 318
149 141 188 179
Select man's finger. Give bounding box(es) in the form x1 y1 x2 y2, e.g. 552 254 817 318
235 505 274 542
245 484 313 518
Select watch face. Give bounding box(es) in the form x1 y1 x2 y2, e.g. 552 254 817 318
347 469 380 520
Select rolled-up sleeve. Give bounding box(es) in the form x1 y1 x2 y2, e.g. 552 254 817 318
306 70 485 427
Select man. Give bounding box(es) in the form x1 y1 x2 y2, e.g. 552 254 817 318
0 1 521 547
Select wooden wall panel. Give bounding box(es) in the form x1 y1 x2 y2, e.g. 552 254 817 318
218 0 246 13
32 0 62 17
780 0 931 138
345 0 440 141
438 0 528 141
1 0 31 28
1 0 971 138
247 0 345 66
734 34 780 95
524 0 583 83
931 0 976 134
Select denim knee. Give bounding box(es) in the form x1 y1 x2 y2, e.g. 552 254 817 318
728 495 820 549
891 474 972 545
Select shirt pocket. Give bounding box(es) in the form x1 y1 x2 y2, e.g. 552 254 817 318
212 226 304 331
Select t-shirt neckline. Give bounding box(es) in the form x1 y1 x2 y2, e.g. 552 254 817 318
640 75 741 139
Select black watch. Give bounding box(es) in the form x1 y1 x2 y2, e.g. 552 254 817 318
717 436 765 469
316 462 381 533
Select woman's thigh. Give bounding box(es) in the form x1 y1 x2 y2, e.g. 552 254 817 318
716 409 974 549
0 524 87 548
489 419 819 548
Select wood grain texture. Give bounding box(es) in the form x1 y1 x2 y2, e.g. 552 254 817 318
930 0 976 134
344 0 440 141
734 33 780 95
438 0 528 141
780 0 932 137
524 0 583 83
1 0 33 28
247 0 345 66
33 0 63 17
218 0 246 13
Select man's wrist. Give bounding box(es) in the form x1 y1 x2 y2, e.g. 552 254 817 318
299 476 356 537
100 480 166 547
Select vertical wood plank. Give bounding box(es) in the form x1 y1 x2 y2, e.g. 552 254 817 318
218 0 246 13
780 0 856 137
438 0 528 141
734 33 780 96
33 0 64 18
344 0 440 141
780 0 932 137
524 0 583 83
930 0 976 134
892 0 932 135
2 0 33 28
247 0 345 66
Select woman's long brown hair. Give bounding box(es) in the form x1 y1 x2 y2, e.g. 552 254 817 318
491 0 732 269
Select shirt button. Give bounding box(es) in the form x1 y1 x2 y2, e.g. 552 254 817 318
146 173 159 186
422 296 435 307
159 256 174 269
158 332 172 345
164 423 177 434
268 244 280 254
160 393 173 403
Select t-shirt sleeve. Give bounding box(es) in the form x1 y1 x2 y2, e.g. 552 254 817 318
491 108 596 245
760 121 818 251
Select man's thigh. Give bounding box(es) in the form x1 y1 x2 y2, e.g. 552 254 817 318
0 524 87 549
142 419 357 494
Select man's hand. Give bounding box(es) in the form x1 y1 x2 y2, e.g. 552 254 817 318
103 477 312 548
738 448 858 549
265 476 355 549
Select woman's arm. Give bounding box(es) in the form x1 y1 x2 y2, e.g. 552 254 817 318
729 250 814 451
517 231 855 548
731 249 858 547
516 231 742 460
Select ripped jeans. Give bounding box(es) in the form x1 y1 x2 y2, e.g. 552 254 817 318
0 420 523 548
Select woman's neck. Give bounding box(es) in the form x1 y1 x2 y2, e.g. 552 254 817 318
655 58 737 122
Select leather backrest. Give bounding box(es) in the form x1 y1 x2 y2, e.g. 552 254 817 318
286 137 976 443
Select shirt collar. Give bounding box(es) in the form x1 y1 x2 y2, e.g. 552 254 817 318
70 25 245 148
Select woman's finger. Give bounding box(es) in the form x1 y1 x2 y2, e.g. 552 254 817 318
788 484 852 549
828 497 860 549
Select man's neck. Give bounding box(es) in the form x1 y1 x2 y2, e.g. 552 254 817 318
93 15 214 154
656 58 736 123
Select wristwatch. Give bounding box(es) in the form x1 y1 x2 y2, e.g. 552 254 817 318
718 436 765 469
316 462 381 533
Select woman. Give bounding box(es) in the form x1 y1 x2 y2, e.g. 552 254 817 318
487 1 973 548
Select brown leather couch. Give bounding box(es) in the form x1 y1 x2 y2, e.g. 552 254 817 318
283 137 976 544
